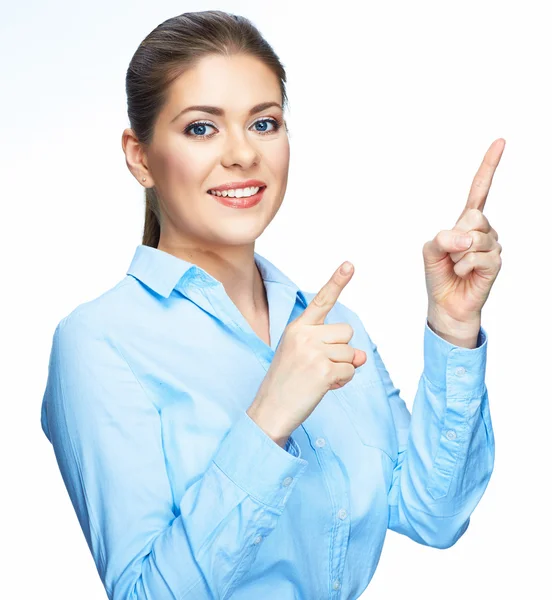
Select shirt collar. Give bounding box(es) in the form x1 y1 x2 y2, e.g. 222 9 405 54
126 244 308 307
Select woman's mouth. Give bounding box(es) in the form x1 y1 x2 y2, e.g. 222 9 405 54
207 186 266 209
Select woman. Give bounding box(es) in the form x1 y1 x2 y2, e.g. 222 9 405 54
40 10 504 600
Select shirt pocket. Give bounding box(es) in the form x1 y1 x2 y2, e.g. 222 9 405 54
333 377 398 462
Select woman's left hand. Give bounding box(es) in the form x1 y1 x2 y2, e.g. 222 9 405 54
422 138 505 342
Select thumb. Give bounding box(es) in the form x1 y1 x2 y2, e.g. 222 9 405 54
423 230 473 263
352 348 367 368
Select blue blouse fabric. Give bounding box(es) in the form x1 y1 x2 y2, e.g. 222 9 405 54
40 244 494 600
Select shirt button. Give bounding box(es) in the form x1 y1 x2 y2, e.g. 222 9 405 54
282 476 293 487
253 535 263 545
332 579 341 590
446 429 457 440
337 508 348 520
315 437 326 448
455 366 466 377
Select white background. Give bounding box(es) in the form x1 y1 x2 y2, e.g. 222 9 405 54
3 0 550 598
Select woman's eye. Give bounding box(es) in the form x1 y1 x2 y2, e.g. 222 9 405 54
252 118 279 134
185 122 216 138
184 117 281 139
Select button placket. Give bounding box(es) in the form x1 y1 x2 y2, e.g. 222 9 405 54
303 428 348 597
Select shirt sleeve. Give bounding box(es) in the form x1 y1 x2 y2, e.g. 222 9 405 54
380 319 495 548
41 310 308 600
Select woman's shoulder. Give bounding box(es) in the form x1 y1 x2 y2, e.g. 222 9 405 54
54 276 139 341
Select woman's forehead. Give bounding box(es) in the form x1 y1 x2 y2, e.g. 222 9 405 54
166 55 281 111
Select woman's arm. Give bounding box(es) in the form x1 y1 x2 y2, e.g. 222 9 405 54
377 319 494 548
41 310 308 600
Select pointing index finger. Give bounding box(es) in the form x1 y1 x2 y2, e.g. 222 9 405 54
464 138 506 214
300 262 354 325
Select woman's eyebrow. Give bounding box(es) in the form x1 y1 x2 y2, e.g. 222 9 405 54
170 101 282 123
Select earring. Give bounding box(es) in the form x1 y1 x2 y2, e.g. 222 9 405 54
142 177 146 182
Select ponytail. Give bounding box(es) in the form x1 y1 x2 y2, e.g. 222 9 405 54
142 188 161 248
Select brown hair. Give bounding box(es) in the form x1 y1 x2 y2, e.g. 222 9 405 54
125 10 290 248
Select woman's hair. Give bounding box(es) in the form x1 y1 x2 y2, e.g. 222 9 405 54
125 10 290 248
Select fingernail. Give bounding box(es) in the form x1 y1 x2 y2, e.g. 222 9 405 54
455 235 473 249
340 261 353 274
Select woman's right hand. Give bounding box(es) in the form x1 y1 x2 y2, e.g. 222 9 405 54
246 262 367 447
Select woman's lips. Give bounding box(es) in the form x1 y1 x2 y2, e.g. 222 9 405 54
209 186 266 209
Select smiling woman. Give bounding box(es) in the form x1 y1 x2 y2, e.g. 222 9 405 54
122 20 291 255
40 8 496 600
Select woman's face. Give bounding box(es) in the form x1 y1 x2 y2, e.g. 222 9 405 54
145 53 290 249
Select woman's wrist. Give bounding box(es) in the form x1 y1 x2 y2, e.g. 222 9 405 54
246 403 290 448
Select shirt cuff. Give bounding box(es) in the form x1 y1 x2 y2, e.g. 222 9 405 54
212 410 308 513
423 318 488 397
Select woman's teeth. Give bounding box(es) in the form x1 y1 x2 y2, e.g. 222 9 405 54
209 186 261 198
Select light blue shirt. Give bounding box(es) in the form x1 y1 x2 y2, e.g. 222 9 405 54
41 244 494 600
